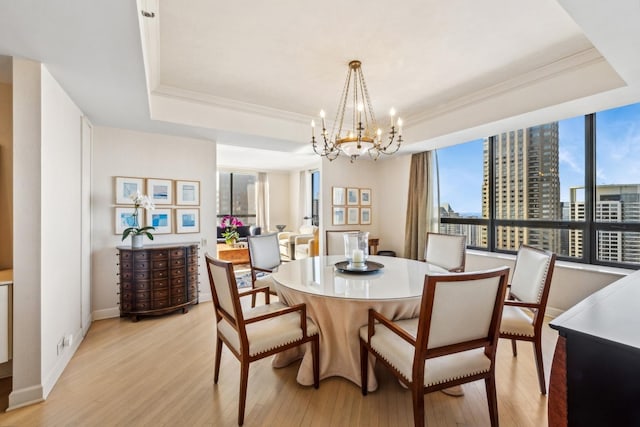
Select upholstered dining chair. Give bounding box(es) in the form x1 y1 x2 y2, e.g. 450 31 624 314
499 244 556 395
247 233 281 306
424 232 467 272
359 267 509 427
205 254 320 426
325 229 359 255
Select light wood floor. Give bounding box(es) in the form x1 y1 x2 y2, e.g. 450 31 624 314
0 299 557 426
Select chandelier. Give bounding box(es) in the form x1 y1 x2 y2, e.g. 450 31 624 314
311 60 403 162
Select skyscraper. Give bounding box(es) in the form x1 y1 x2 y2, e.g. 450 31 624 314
482 123 561 251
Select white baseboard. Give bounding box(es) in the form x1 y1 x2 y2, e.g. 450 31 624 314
545 306 564 319
7 384 44 411
92 306 120 320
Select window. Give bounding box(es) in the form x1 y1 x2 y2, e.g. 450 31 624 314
438 102 640 268
217 171 256 225
311 170 320 226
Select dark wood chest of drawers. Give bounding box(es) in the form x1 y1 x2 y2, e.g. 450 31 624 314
117 243 199 321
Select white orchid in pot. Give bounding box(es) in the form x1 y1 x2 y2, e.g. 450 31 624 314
122 192 156 248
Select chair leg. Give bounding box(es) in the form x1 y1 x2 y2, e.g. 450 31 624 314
485 375 499 427
238 361 250 426
312 336 320 389
251 292 256 308
360 340 368 396
412 385 425 427
533 337 547 395
511 339 518 356
214 337 223 384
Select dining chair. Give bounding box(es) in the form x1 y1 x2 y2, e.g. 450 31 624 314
424 232 467 272
360 267 509 427
247 232 281 306
325 229 359 255
205 254 320 426
499 244 556 395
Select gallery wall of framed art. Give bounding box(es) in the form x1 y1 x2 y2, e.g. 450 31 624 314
113 176 201 234
331 186 372 225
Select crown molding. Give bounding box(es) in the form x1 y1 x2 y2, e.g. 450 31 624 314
152 84 312 124
406 47 612 125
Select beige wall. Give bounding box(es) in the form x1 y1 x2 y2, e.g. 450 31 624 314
0 83 12 268
91 126 216 318
266 171 290 232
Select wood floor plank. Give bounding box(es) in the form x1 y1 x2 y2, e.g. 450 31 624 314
0 302 556 426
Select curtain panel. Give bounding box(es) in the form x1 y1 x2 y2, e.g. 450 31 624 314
404 151 433 260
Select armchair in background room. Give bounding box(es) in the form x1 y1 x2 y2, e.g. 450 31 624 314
278 224 317 260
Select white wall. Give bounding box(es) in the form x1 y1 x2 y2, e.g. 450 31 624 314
10 60 88 409
266 171 290 232
91 127 216 318
40 67 84 396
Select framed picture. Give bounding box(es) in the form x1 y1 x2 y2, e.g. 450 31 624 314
176 208 200 233
115 207 141 234
347 207 360 225
146 178 173 205
332 207 346 225
114 176 144 205
360 188 371 206
347 188 359 205
332 187 346 205
360 207 372 225
176 180 200 206
147 208 172 234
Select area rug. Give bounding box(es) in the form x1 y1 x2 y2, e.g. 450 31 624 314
234 269 267 288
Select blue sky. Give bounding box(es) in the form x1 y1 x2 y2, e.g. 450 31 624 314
437 102 640 215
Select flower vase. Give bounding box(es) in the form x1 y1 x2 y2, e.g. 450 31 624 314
131 234 144 249
225 238 236 247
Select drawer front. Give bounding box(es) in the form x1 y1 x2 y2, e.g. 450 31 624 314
187 255 198 265
134 271 150 280
187 264 198 274
120 260 133 270
153 270 168 279
152 278 169 289
170 248 185 258
171 286 185 296
152 260 168 269
134 280 151 291
171 268 185 278
170 258 185 267
188 274 198 284
171 276 185 287
151 250 169 260
135 260 150 270
188 285 198 299
120 271 134 280
120 251 133 260
154 297 171 309
134 251 149 261
121 302 133 312
134 300 151 311
153 288 170 300
172 294 186 305
120 281 133 291
136 290 151 301
120 291 134 303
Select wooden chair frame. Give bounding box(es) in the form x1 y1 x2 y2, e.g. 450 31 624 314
205 254 320 425
246 233 281 306
500 244 556 395
360 268 509 427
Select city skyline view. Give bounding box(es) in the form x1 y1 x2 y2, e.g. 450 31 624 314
437 102 640 217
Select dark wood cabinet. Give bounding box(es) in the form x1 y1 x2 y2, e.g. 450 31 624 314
549 270 640 426
117 243 199 321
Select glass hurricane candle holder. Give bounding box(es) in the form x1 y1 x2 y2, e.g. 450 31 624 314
344 231 369 270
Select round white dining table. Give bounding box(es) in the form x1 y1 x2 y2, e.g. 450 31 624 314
271 255 447 391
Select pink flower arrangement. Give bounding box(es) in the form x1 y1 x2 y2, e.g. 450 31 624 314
220 215 244 228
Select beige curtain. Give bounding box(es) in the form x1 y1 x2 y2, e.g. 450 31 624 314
404 151 434 260
256 172 269 231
